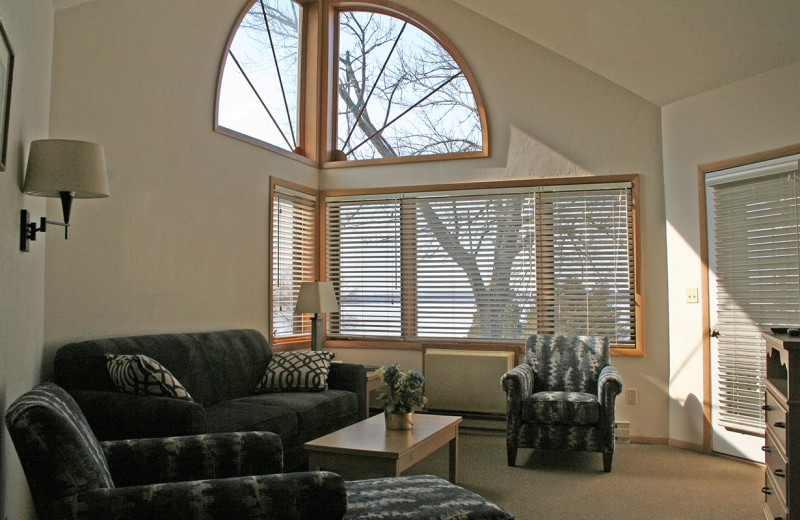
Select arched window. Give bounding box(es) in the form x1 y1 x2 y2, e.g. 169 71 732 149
217 0 302 155
216 0 488 167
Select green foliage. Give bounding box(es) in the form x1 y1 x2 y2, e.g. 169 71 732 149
377 363 426 413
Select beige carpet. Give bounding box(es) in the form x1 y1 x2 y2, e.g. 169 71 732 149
402 430 763 520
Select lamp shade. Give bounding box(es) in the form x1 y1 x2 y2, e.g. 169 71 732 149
23 139 109 198
295 281 340 314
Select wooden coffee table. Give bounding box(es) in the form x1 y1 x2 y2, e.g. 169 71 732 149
305 413 462 482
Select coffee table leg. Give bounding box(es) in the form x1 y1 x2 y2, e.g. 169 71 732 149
449 433 458 483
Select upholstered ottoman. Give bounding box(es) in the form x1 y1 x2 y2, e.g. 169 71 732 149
344 474 514 519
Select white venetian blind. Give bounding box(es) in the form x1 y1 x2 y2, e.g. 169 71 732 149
325 182 636 345
536 187 636 345
271 184 317 340
412 192 537 339
707 155 800 433
326 198 403 337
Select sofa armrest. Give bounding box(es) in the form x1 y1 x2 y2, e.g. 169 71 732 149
327 362 367 420
68 389 207 441
101 432 284 487
63 472 347 520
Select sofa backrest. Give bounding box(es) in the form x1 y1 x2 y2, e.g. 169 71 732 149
54 329 272 407
523 334 609 394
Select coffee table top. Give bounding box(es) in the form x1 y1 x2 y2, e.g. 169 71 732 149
305 413 462 459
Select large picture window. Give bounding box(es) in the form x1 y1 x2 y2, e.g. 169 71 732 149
324 177 641 352
217 0 488 166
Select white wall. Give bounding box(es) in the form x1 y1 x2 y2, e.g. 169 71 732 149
663 61 800 447
45 0 667 452
44 0 317 365
0 2 55 519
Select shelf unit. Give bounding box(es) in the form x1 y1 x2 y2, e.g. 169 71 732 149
762 331 800 520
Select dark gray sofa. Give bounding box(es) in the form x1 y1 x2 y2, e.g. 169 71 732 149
53 329 366 471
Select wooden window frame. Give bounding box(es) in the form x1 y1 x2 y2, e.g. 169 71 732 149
321 175 643 356
216 0 489 168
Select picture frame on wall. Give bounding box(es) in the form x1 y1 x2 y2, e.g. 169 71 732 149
0 18 14 171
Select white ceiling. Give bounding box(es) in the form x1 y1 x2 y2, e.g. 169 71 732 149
450 0 800 106
53 0 800 106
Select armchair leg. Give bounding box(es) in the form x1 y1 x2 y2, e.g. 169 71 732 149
507 446 517 467
603 452 613 472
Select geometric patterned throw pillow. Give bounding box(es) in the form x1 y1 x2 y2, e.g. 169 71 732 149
105 353 193 401
256 351 334 393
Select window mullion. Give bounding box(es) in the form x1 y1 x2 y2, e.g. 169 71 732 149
401 199 418 339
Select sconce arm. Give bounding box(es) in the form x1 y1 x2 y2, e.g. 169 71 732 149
20 209 70 252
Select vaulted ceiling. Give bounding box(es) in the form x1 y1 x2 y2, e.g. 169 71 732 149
450 0 800 106
53 0 800 106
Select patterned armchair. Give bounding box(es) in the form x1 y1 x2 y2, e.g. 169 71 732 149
501 335 623 472
7 383 515 520
5 383 346 520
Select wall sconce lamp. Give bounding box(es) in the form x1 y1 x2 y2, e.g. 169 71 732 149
20 139 109 252
294 281 340 350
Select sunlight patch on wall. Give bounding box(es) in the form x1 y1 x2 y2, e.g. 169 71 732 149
497 125 592 179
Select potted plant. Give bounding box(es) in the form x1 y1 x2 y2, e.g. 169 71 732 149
377 364 426 430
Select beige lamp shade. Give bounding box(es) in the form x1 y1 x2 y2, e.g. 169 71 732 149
295 281 340 314
23 139 109 198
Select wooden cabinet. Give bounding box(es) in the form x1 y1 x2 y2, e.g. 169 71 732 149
762 331 800 520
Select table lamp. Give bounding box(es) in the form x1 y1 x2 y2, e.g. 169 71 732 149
294 281 339 350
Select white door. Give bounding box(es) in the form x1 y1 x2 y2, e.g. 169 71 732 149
705 155 800 462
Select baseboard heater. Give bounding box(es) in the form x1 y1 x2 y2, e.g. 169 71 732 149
424 349 516 415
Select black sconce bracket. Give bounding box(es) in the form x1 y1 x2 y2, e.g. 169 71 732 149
20 209 69 252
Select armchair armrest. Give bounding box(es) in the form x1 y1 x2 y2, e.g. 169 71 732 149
63 472 347 520
102 432 284 487
68 389 207 441
327 362 367 420
501 363 534 415
598 365 623 404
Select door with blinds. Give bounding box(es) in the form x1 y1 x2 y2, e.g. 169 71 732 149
705 154 800 461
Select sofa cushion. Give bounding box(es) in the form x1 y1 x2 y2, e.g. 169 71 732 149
204 397 299 443
251 390 360 443
105 353 193 401
521 391 600 425
256 351 334 393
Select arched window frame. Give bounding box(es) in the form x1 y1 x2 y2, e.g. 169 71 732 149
215 0 489 168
